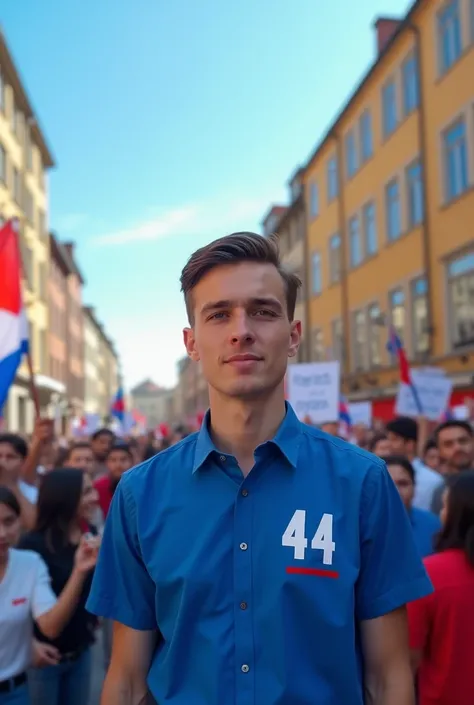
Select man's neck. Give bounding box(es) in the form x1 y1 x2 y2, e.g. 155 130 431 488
208 386 286 476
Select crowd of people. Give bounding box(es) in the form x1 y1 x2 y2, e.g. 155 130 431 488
0 407 473 704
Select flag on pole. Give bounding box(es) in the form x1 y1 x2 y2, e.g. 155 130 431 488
387 325 423 414
339 395 352 427
111 387 125 422
0 219 29 409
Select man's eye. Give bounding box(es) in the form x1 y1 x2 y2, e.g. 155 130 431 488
254 309 275 317
209 311 228 320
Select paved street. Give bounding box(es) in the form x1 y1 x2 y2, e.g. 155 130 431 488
89 632 105 705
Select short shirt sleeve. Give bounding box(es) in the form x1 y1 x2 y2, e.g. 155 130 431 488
407 589 434 650
355 461 433 621
31 555 57 620
86 478 157 631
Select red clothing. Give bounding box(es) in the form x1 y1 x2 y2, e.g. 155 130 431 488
408 549 474 705
94 475 113 519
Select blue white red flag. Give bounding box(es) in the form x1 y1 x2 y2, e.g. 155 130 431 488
111 387 125 422
386 325 423 414
0 219 29 410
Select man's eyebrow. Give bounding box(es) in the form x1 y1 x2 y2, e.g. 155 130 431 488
200 297 283 315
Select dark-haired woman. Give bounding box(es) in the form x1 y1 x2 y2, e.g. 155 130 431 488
18 469 100 705
0 486 98 705
408 471 474 705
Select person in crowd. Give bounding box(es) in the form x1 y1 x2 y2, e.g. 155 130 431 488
127 438 142 466
18 469 99 705
368 432 392 457
421 439 440 474
90 429 115 478
0 435 37 530
18 420 55 492
430 420 474 515
408 471 474 705
320 420 340 436
88 232 431 705
62 443 95 475
93 443 134 524
384 455 441 558
0 486 98 705
386 417 442 511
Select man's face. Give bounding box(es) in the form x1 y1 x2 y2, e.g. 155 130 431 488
92 433 114 462
0 442 23 482
387 432 410 455
387 462 415 510
437 426 473 472
183 262 301 400
66 447 95 474
106 450 133 482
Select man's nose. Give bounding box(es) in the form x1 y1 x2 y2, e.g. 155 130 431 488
230 312 255 344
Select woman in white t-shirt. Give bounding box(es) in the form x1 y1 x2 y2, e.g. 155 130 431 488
0 487 98 705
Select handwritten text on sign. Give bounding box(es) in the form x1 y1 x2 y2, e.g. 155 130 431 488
287 361 340 424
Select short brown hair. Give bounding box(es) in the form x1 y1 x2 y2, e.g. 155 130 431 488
180 231 301 325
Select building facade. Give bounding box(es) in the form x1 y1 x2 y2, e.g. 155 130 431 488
82 306 120 420
262 169 309 362
290 0 474 418
130 379 171 429
1 30 57 433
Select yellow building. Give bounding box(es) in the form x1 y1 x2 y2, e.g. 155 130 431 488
262 167 310 362
0 30 57 432
300 0 474 417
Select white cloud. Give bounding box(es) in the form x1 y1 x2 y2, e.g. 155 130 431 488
88 194 273 247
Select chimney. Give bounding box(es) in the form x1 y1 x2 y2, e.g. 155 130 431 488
374 17 401 55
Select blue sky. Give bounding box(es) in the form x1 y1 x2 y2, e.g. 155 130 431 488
3 0 411 389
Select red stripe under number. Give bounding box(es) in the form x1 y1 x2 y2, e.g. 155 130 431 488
286 566 339 579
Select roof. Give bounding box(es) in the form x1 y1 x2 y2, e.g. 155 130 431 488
0 28 55 168
49 233 85 285
261 204 287 228
304 0 423 170
131 379 164 396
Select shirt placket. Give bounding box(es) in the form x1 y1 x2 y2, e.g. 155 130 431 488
233 473 255 705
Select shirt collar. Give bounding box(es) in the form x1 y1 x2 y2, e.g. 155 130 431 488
192 402 303 473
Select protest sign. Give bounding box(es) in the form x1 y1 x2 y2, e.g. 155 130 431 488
348 401 372 427
286 361 340 424
395 368 452 421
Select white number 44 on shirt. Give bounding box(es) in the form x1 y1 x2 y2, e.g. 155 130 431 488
282 510 335 564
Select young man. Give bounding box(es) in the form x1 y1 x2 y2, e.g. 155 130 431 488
383 454 441 558
430 420 474 514
88 232 432 705
63 442 96 475
94 443 134 522
0 433 38 529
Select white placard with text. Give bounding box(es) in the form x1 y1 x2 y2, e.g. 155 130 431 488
287 361 340 425
395 369 452 421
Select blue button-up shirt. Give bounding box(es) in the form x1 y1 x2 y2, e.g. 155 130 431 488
87 403 432 704
410 506 441 558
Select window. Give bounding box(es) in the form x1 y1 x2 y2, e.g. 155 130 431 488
402 53 419 115
444 120 469 202
389 288 406 348
362 201 377 256
385 178 401 241
311 328 325 362
438 0 462 75
411 277 429 357
359 110 373 162
0 144 5 183
345 130 358 179
349 216 361 268
471 0 474 42
26 129 33 171
332 319 344 363
447 251 474 348
311 252 322 294
382 80 397 138
327 156 338 201
352 310 367 371
24 187 34 223
13 167 21 204
329 233 341 283
19 233 33 290
0 70 4 111
310 181 319 218
368 303 382 367
406 159 424 227
39 261 48 301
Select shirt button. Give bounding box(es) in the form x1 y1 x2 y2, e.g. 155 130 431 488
241 489 249 497
240 601 247 610
240 542 248 551
219 455 226 462
241 664 250 673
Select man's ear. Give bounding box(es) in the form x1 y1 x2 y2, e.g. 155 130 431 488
183 328 200 361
